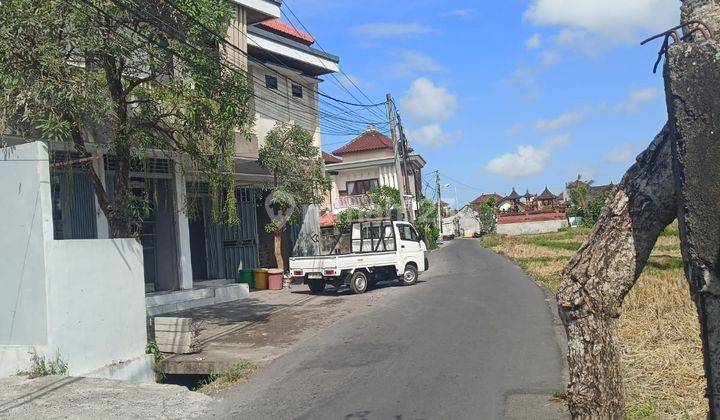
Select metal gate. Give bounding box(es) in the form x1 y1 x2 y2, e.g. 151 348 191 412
191 186 259 280
50 163 98 240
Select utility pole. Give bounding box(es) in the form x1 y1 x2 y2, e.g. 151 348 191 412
396 112 412 197
386 94 410 222
436 171 443 241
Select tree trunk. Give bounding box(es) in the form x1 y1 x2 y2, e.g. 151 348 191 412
665 33 720 416
274 229 284 272
557 124 677 418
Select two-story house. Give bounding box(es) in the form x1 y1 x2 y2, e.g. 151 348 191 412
323 127 426 220
3 0 340 315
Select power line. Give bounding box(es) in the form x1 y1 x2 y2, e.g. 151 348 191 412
82 0 383 136
64 0 372 138
161 0 384 108
279 2 387 122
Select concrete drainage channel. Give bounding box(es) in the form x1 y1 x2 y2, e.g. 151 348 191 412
150 294 323 393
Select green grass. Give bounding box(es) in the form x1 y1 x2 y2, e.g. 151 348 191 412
481 235 501 248
530 237 584 251
646 255 685 271
654 244 680 252
26 350 68 378
194 360 257 394
626 400 659 420
660 224 680 238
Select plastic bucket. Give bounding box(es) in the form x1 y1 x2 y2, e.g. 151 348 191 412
238 269 254 289
253 269 269 291
268 269 283 291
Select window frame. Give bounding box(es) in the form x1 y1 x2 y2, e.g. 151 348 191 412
346 178 380 196
291 83 303 98
265 75 278 90
397 223 419 242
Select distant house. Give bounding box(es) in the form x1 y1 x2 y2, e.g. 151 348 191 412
536 187 558 210
498 188 524 213
323 127 426 219
564 179 615 204
442 205 481 238
469 193 502 212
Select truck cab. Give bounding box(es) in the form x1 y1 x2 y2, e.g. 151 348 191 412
289 220 428 294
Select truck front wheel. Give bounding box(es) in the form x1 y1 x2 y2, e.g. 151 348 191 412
399 264 418 286
349 271 369 294
308 279 326 294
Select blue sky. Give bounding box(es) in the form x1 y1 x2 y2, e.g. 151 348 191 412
283 0 680 206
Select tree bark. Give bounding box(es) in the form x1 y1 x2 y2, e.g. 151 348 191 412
274 229 284 272
665 34 720 416
557 124 677 418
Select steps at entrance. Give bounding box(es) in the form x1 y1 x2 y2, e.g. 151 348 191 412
146 282 250 316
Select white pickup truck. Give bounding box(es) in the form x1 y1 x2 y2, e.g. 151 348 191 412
289 220 429 294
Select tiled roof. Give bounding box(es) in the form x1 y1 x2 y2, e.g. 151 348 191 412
536 187 557 201
322 151 342 164
471 193 502 205
320 213 336 228
505 188 521 201
332 129 394 156
522 189 534 199
258 19 315 45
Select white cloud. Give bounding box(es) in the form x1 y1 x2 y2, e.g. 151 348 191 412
401 78 458 123
544 133 571 147
525 34 542 49
525 0 680 44
410 123 458 147
349 23 437 39
501 63 541 100
603 144 635 163
401 78 460 148
392 50 446 76
485 135 570 177
442 9 476 19
539 50 560 68
613 87 661 113
535 109 587 131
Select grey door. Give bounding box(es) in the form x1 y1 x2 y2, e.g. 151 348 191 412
189 186 259 280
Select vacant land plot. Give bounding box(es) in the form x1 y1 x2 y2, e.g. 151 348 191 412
482 225 705 419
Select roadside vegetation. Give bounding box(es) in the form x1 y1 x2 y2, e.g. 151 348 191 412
26 350 69 378
481 224 705 419
194 360 258 395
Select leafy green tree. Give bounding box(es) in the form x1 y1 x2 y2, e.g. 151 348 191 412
366 186 402 215
335 208 361 233
567 176 594 219
415 198 439 249
477 198 497 235
259 123 330 271
583 191 611 228
0 0 253 237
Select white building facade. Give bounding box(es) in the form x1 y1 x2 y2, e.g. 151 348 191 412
324 128 426 218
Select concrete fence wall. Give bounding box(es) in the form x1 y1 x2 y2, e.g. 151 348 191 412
0 142 151 380
496 219 569 236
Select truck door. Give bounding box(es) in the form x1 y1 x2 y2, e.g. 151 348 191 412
396 223 423 267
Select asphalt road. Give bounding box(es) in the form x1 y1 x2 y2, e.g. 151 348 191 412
215 239 566 420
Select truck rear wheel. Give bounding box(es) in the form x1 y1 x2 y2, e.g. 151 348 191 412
349 271 369 294
399 264 418 286
308 279 326 294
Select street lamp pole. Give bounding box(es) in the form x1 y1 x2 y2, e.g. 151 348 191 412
444 183 459 211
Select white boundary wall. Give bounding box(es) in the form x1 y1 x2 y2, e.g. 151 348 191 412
496 219 569 236
0 142 151 381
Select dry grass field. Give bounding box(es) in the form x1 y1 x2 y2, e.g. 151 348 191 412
481 224 706 419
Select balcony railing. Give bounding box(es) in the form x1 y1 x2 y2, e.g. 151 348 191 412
333 195 373 212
